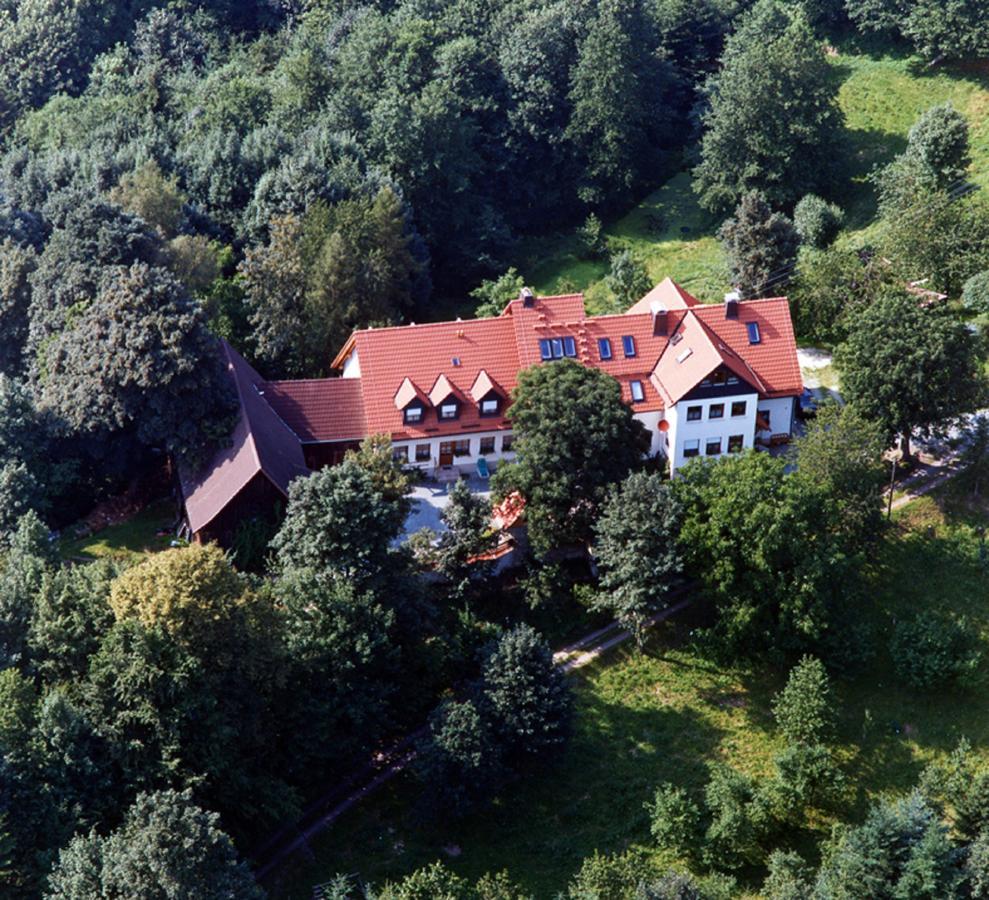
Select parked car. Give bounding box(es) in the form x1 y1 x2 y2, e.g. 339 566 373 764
798 388 818 418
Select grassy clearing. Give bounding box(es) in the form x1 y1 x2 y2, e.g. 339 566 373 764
59 498 177 563
506 41 989 316
271 478 989 899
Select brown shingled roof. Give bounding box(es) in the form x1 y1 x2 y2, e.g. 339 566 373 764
261 377 366 443
180 342 309 535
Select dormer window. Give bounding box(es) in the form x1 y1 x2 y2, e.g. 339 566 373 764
404 403 424 425
439 402 458 420
471 369 505 418
480 398 499 416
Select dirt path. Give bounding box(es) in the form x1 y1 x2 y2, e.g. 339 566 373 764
255 596 691 885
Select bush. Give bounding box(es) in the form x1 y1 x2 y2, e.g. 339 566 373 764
763 850 813 900
606 250 651 307
889 612 981 689
647 783 702 859
579 213 606 258
793 194 843 249
702 766 765 869
772 656 835 745
767 742 845 821
962 271 989 314
967 830 989 898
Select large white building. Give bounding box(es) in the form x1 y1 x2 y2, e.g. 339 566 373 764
181 279 803 543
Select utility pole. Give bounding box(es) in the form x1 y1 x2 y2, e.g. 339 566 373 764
886 451 898 520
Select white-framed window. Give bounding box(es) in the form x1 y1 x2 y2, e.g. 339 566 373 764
622 335 636 357
630 380 645 402
563 336 577 357
415 443 431 462
479 436 495 455
481 398 499 415
747 322 761 344
440 402 458 420
598 338 612 360
539 339 553 361
683 439 700 458
404 405 423 424
452 440 471 457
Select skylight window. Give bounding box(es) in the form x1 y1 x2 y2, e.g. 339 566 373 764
676 347 693 363
598 338 613 360
563 336 577 357
622 335 636 358
630 380 645 402
539 339 553 361
746 322 761 344
551 337 564 359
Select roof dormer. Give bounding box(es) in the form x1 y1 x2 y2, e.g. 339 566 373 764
429 373 463 421
471 369 505 417
394 377 427 425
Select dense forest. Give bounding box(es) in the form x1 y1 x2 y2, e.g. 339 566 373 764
2 0 989 897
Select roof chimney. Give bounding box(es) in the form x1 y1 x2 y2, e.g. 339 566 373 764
724 290 740 319
650 300 668 336
520 286 535 308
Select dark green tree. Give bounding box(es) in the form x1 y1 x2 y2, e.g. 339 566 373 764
606 250 651 308
565 0 663 207
694 0 843 211
0 510 55 668
593 472 682 648
814 793 962 899
719 191 799 298
772 656 835 745
792 404 886 543
436 479 497 598
763 850 814 900
793 195 844 249
415 698 502 819
962 271 989 314
902 0 989 63
479 624 572 766
45 789 262 900
36 263 237 464
835 292 985 457
471 268 524 319
905 103 971 190
271 458 405 585
492 360 649 554
0 239 35 377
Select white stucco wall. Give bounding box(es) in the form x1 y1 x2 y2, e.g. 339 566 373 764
393 430 516 472
341 350 361 378
633 410 665 457
756 396 796 439
668 392 758 473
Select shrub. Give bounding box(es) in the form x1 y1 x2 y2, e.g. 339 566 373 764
772 656 835 745
647 783 702 859
767 742 845 821
702 766 765 869
606 249 650 307
763 850 813 900
579 213 606 258
889 612 981 689
962 271 989 314
966 830 989 899
793 194 843 249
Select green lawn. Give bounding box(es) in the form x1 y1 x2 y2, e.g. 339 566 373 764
269 478 989 899
59 498 178 563
503 41 989 315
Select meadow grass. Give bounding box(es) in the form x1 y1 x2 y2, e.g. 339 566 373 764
271 477 989 899
59 498 177 563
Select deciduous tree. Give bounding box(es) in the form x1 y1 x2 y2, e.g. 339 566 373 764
492 360 648 554
593 472 683 648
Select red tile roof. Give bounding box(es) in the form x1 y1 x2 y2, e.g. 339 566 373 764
693 298 802 398
180 342 309 534
261 377 366 442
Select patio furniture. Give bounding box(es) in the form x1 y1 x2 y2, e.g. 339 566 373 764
476 457 490 478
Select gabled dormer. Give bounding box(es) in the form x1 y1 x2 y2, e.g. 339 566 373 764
394 377 428 425
470 369 505 417
429 373 463 421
